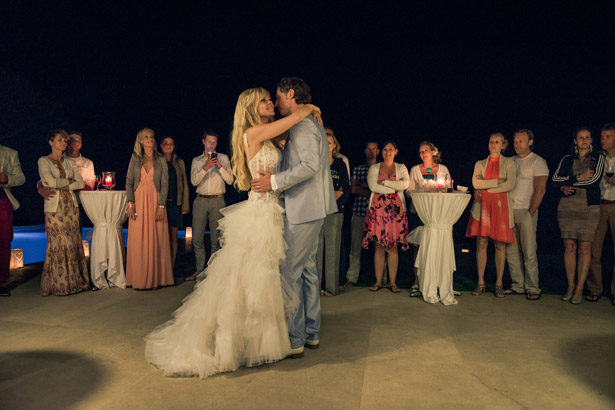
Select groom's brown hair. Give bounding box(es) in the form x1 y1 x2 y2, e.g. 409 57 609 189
278 77 312 104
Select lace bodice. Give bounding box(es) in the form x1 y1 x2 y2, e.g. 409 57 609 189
245 133 282 202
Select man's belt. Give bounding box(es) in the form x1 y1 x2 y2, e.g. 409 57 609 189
198 194 223 198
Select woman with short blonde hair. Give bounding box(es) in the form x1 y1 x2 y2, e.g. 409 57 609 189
466 133 516 298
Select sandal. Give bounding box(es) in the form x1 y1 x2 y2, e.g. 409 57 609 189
185 273 198 281
584 294 601 302
369 284 383 292
322 290 334 297
409 285 421 298
495 285 505 298
388 285 401 293
471 283 486 296
526 292 541 301
504 289 522 295
338 285 346 293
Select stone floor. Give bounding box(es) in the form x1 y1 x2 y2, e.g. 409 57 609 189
1 267 614 410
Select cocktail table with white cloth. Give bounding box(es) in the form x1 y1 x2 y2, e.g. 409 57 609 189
80 190 128 289
410 192 470 305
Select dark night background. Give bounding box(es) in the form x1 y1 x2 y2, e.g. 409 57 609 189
1 1 614 253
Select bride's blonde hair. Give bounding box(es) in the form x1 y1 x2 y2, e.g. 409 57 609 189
231 87 273 191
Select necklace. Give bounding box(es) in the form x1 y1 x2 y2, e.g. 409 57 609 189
426 167 432 174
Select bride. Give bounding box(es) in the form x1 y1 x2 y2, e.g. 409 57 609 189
144 87 321 378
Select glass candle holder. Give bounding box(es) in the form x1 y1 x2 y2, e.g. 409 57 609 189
101 172 116 190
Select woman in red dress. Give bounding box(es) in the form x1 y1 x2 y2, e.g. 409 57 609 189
466 133 516 298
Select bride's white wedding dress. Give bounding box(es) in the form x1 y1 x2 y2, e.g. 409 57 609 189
145 138 293 378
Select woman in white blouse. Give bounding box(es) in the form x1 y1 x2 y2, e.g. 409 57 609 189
362 141 410 293
406 141 451 295
38 129 89 296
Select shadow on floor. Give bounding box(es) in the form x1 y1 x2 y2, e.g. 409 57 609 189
557 335 615 400
1 350 106 408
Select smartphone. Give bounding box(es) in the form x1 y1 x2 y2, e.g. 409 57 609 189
211 152 217 159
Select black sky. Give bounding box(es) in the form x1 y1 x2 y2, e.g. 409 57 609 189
1 1 614 235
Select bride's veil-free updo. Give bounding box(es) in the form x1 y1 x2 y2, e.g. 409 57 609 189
230 87 272 191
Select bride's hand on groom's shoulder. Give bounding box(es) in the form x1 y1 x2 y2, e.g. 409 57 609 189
309 104 323 126
252 171 272 192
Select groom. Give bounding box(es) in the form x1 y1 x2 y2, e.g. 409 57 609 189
252 77 336 358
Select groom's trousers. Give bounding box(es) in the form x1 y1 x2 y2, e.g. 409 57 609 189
281 217 324 349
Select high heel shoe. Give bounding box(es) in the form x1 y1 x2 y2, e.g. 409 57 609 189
472 283 486 296
570 297 583 305
561 294 572 301
495 285 505 298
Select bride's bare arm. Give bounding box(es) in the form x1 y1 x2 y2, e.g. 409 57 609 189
246 104 321 146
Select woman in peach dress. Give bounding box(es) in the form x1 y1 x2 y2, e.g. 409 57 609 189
125 128 173 289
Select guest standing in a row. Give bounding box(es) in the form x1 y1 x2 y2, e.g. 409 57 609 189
125 128 173 290
317 132 349 296
38 129 89 296
345 141 380 287
504 130 549 300
588 123 615 305
186 131 234 281
160 137 189 268
467 133 516 298
552 127 604 304
364 140 409 293
0 143 25 297
407 141 451 296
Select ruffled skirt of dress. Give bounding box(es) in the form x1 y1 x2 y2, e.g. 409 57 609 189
144 198 292 378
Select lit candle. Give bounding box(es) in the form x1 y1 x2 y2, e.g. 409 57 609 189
104 176 112 186
437 177 445 188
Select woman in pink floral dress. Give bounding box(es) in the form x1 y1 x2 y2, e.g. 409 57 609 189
363 141 410 293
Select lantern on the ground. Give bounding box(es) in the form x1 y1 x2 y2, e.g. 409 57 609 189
10 249 24 269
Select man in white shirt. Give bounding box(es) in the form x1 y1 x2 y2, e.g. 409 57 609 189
186 130 234 281
505 129 549 300
588 123 615 303
64 131 96 190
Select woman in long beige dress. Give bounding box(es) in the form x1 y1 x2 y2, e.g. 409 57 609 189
125 128 173 289
38 129 89 296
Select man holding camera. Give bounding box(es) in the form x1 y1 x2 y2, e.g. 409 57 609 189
187 130 233 281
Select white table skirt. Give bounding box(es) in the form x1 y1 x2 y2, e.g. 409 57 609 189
410 192 470 305
80 190 128 289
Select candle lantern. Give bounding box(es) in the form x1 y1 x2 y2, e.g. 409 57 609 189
101 171 116 190
10 249 24 269
185 227 192 239
82 240 90 258
437 177 445 190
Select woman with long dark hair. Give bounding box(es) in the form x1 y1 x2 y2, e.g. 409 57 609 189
363 140 410 293
552 128 604 304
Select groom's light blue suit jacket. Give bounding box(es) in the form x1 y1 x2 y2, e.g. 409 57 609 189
275 116 337 225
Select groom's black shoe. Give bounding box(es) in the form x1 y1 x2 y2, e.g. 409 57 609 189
304 339 319 350
288 346 304 359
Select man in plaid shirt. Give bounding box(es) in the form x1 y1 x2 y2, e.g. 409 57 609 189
344 141 379 285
